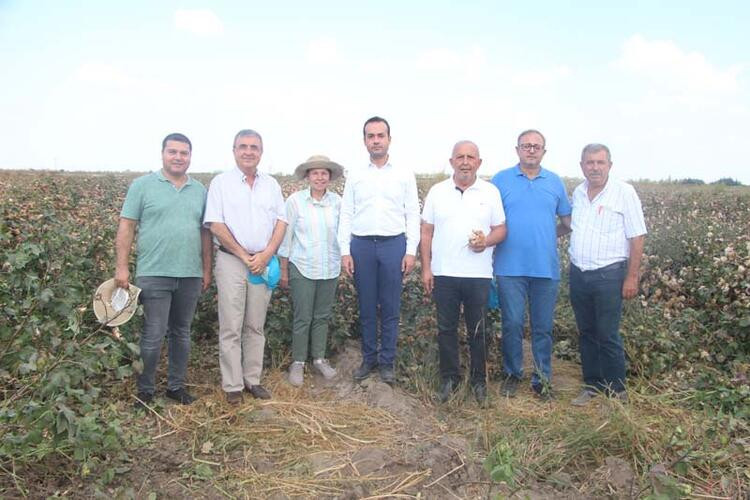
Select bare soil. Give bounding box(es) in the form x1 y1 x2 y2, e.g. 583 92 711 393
10 340 637 499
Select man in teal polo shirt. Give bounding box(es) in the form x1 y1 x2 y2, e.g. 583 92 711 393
492 129 571 400
114 133 212 408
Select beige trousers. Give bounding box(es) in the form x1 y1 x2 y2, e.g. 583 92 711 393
215 250 272 391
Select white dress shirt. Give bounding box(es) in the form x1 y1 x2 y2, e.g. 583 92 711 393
422 177 505 278
569 177 647 271
203 167 286 253
337 161 421 256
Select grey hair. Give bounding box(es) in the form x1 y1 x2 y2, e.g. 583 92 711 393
517 129 546 147
233 129 263 150
451 140 480 157
581 143 611 162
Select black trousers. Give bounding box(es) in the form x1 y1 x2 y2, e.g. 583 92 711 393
433 276 491 386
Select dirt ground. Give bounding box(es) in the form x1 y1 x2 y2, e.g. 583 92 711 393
14 340 639 499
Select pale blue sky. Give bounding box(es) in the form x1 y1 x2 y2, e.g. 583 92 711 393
1 1 748 182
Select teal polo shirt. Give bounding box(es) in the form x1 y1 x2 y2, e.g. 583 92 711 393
491 165 571 279
120 171 207 278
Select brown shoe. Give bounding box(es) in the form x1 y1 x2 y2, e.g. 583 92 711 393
226 391 243 405
246 384 271 400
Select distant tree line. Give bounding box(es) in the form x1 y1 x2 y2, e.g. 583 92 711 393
674 177 743 186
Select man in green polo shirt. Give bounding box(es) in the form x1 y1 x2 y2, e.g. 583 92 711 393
114 133 212 409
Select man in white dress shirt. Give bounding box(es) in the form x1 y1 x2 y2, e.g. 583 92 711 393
420 141 506 404
204 129 287 405
338 116 421 384
568 143 646 406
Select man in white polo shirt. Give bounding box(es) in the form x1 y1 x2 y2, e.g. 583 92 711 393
420 141 506 404
204 129 287 405
568 143 646 406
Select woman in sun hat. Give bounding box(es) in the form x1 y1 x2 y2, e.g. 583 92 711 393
278 155 344 387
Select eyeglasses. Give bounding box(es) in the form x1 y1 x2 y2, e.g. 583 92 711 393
518 143 544 152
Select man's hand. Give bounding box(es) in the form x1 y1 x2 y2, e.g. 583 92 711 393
202 268 212 292
342 255 354 277
114 267 130 290
279 269 289 289
622 274 638 299
247 251 271 276
421 267 434 295
402 254 416 275
468 230 487 253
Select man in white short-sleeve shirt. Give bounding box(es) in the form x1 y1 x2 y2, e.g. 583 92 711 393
204 129 287 405
420 141 507 404
568 143 646 406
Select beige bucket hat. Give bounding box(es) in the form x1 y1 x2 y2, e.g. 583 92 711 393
294 155 344 181
92 279 142 327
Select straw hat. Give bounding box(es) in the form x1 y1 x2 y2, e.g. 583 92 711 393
92 279 142 327
294 155 344 181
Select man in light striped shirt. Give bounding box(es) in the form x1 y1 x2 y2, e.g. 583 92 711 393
568 143 647 406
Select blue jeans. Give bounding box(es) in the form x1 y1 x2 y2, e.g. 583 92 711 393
351 234 405 368
569 262 627 393
433 276 490 386
135 276 202 395
496 276 559 386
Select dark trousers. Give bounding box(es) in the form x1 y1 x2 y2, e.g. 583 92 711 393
433 276 491 386
351 234 406 368
135 276 202 395
569 262 627 393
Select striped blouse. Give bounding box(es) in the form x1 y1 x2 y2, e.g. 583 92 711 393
278 188 341 280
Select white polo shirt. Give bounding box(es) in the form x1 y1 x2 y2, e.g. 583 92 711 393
422 177 505 278
203 167 286 253
337 161 421 256
568 177 647 271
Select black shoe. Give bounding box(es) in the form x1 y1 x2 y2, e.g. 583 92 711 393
133 392 153 410
353 362 376 381
165 388 196 405
500 375 521 398
472 384 488 405
532 383 552 402
437 379 458 403
379 365 395 385
246 384 271 400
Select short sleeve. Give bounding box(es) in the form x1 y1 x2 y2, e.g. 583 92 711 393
120 178 143 220
488 183 505 226
421 188 436 225
273 181 287 223
556 177 572 216
622 185 647 238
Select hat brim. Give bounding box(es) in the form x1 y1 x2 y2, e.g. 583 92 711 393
294 160 344 181
93 278 142 327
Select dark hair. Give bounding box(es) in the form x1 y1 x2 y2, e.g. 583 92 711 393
517 129 546 148
162 133 192 152
362 116 390 138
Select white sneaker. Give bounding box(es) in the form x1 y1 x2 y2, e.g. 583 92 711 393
571 389 598 407
312 358 337 380
288 362 304 387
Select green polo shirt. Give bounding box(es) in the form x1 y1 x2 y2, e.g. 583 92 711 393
121 171 207 278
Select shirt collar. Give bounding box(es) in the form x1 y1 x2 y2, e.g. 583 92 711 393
583 177 612 199
303 188 332 204
232 166 265 185
368 160 392 170
452 176 480 193
155 169 193 186
513 163 548 178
